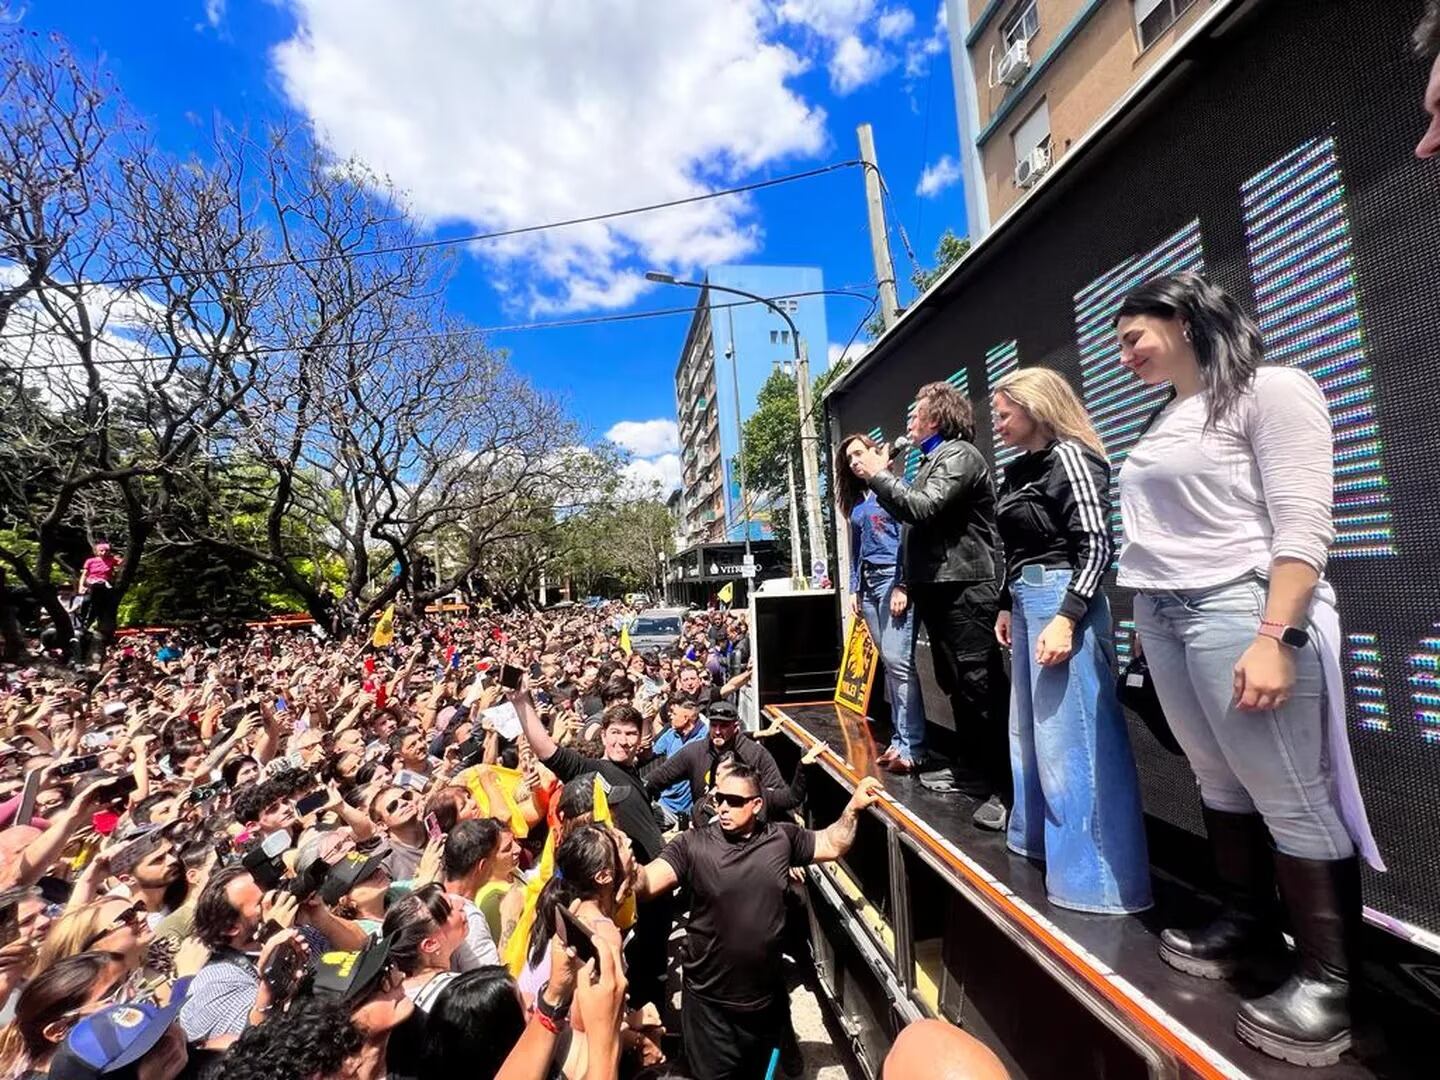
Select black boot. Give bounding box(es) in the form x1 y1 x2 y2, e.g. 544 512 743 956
1159 808 1284 979
1235 854 1360 1067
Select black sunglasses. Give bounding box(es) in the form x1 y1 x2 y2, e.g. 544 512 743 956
713 791 758 808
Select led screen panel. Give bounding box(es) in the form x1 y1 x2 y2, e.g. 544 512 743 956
825 0 1440 936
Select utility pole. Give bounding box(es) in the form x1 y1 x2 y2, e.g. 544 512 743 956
786 458 804 585
858 123 899 333
794 337 827 574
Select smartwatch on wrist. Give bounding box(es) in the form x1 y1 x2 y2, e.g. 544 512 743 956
1258 620 1309 649
534 981 570 1032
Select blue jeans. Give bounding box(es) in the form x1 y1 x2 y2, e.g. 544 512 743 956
860 569 926 762
1133 575 1352 861
1008 570 1153 914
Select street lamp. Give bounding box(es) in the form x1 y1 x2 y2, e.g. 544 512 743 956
646 271 832 581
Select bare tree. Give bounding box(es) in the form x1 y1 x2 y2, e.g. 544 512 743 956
0 44 272 653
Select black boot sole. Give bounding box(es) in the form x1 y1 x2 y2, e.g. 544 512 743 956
1235 1014 1351 1068
1158 940 1238 980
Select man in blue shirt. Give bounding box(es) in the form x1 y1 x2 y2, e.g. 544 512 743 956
651 692 708 828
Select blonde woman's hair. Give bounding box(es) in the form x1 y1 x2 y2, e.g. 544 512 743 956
993 368 1107 459
31 901 121 975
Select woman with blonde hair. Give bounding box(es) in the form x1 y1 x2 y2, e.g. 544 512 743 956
33 898 153 975
991 367 1152 914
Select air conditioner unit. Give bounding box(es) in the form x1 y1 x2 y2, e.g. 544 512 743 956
996 38 1031 87
1014 143 1052 189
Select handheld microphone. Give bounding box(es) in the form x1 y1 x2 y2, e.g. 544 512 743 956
887 435 914 456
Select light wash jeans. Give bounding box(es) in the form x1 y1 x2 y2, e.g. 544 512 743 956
860 568 926 763
1132 575 1353 861
1008 569 1153 914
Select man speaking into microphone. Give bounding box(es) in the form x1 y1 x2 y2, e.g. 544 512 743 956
850 381 1012 831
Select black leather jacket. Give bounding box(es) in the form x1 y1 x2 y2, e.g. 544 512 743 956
867 438 1000 585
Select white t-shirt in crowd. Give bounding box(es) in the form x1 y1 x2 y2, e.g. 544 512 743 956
1116 366 1335 591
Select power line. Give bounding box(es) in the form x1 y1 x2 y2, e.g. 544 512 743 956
0 288 877 374
32 160 864 291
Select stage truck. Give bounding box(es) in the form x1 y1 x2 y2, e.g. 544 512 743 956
751 2 1440 1077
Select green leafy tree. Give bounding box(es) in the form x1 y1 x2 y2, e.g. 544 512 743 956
866 228 972 339
738 362 849 563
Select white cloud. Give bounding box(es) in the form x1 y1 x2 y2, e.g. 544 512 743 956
904 2 949 80
605 418 679 458
875 7 915 40
827 340 870 369
776 0 915 94
916 154 961 197
203 0 226 27
829 34 892 93
272 1 829 314
620 452 683 497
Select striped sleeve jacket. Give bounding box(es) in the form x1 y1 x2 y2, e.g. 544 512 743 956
994 438 1113 623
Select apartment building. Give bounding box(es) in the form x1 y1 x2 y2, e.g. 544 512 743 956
948 0 1215 234
671 265 828 547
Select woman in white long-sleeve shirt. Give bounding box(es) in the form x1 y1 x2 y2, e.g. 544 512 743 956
1114 272 1380 1068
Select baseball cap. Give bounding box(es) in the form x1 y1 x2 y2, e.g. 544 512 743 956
320 848 389 905
307 935 393 1003
706 701 740 725
49 980 190 1080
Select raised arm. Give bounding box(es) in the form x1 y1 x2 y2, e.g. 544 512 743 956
510 688 558 761
811 777 882 863
867 443 986 525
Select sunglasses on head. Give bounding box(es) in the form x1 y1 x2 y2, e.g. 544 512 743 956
712 791 758 808
384 794 412 815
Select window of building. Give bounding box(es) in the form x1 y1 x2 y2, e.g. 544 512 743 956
769 330 779 344
780 330 790 344
1012 98 1051 168
1134 0 1196 51
1000 0 1039 50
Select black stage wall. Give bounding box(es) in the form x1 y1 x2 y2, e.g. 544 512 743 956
826 0 1440 940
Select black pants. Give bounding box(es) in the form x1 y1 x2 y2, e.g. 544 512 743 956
681 987 789 1080
912 578 1012 804
624 892 673 1011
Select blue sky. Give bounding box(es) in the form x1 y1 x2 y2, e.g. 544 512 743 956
22 0 967 490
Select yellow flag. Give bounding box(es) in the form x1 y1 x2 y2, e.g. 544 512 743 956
371 603 396 648
717 581 734 605
501 772 634 976
619 621 632 655
459 765 530 839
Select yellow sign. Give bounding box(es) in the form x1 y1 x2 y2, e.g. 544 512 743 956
834 616 879 715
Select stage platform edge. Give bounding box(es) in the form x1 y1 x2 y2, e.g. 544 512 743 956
763 700 1430 1080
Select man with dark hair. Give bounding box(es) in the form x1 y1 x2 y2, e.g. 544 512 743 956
633 769 883 1080
230 780 296 836
439 819 502 966
1418 0 1440 158
443 815 520 941
367 784 428 881
850 380 1012 831
181 866 306 1044
642 700 794 821
650 693 708 828
513 690 668 1007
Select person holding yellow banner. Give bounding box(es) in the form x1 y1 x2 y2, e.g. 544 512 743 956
835 433 927 774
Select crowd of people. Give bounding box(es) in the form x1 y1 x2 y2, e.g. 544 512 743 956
0 601 890 1080
2 256 1413 1077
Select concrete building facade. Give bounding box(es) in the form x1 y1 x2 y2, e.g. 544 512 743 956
947 0 1215 234
672 265 829 547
